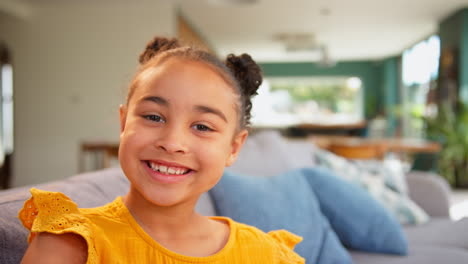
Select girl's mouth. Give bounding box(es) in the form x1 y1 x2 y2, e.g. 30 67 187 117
145 161 192 176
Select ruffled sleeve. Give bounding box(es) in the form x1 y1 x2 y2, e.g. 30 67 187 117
268 230 305 264
18 188 98 264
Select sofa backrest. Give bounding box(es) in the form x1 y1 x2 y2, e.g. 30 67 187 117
227 130 316 176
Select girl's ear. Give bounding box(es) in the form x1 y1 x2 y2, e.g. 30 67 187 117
119 104 128 133
226 129 248 167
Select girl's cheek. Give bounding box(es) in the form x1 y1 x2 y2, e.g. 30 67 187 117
121 127 149 149
201 140 233 160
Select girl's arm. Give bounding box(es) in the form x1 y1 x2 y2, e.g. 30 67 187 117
21 232 88 264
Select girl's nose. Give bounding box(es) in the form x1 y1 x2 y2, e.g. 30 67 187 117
155 125 188 154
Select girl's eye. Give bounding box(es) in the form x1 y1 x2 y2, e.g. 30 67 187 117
143 115 165 123
194 124 213 132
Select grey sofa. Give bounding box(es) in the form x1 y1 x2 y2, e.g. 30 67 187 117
1 134 468 263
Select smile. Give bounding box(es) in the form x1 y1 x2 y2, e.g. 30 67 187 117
145 161 191 176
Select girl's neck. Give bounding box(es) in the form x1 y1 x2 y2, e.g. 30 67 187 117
123 186 207 239
123 186 231 257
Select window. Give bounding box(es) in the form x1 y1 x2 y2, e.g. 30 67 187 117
401 35 440 137
251 76 364 127
0 43 13 189
1 63 13 154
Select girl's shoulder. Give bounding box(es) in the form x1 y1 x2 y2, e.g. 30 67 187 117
19 188 91 241
266 229 306 263
19 188 125 225
18 188 123 264
224 218 305 264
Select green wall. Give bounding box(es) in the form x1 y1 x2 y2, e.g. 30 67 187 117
382 57 400 135
439 9 463 49
259 61 383 118
439 8 468 103
461 9 468 102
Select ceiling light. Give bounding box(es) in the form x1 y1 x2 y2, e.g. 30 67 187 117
273 33 318 52
319 8 331 16
206 0 259 6
318 45 336 67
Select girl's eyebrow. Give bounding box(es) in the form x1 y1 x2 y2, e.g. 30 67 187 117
141 96 227 123
194 105 227 123
141 96 168 106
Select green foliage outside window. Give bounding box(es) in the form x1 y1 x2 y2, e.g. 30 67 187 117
269 78 361 116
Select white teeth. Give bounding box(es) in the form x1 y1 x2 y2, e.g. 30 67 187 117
148 162 188 175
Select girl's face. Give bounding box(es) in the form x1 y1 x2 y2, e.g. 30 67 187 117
119 58 247 207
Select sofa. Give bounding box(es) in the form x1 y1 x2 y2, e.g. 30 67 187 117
1 131 467 263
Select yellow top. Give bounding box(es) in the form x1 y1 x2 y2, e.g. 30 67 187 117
18 188 305 264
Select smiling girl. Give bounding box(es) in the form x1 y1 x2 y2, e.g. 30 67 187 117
19 37 305 263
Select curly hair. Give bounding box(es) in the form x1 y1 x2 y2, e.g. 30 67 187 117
127 36 263 129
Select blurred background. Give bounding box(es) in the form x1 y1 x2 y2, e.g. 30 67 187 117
1 0 468 188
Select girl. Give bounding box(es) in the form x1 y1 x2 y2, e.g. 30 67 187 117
19 37 305 263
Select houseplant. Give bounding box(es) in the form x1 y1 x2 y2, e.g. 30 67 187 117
424 101 468 188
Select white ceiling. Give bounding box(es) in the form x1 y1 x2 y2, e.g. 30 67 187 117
177 0 468 62
3 0 468 63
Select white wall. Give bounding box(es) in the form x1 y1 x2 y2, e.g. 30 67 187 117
0 1 176 187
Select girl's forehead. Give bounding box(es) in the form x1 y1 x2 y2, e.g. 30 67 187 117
138 59 235 94
132 59 239 109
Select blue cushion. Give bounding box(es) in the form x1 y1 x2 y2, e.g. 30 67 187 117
210 170 352 264
300 167 408 255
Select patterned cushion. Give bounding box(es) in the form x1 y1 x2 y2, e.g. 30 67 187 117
354 157 409 195
314 148 429 225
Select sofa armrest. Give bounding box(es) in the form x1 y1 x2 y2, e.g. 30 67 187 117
406 171 451 218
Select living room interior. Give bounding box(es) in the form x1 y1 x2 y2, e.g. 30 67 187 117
1 0 468 263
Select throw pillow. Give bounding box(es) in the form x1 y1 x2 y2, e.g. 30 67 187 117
210 170 352 264
300 167 409 255
354 157 408 195
314 148 429 225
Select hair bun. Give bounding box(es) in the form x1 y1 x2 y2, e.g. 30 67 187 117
225 53 262 97
139 37 181 64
